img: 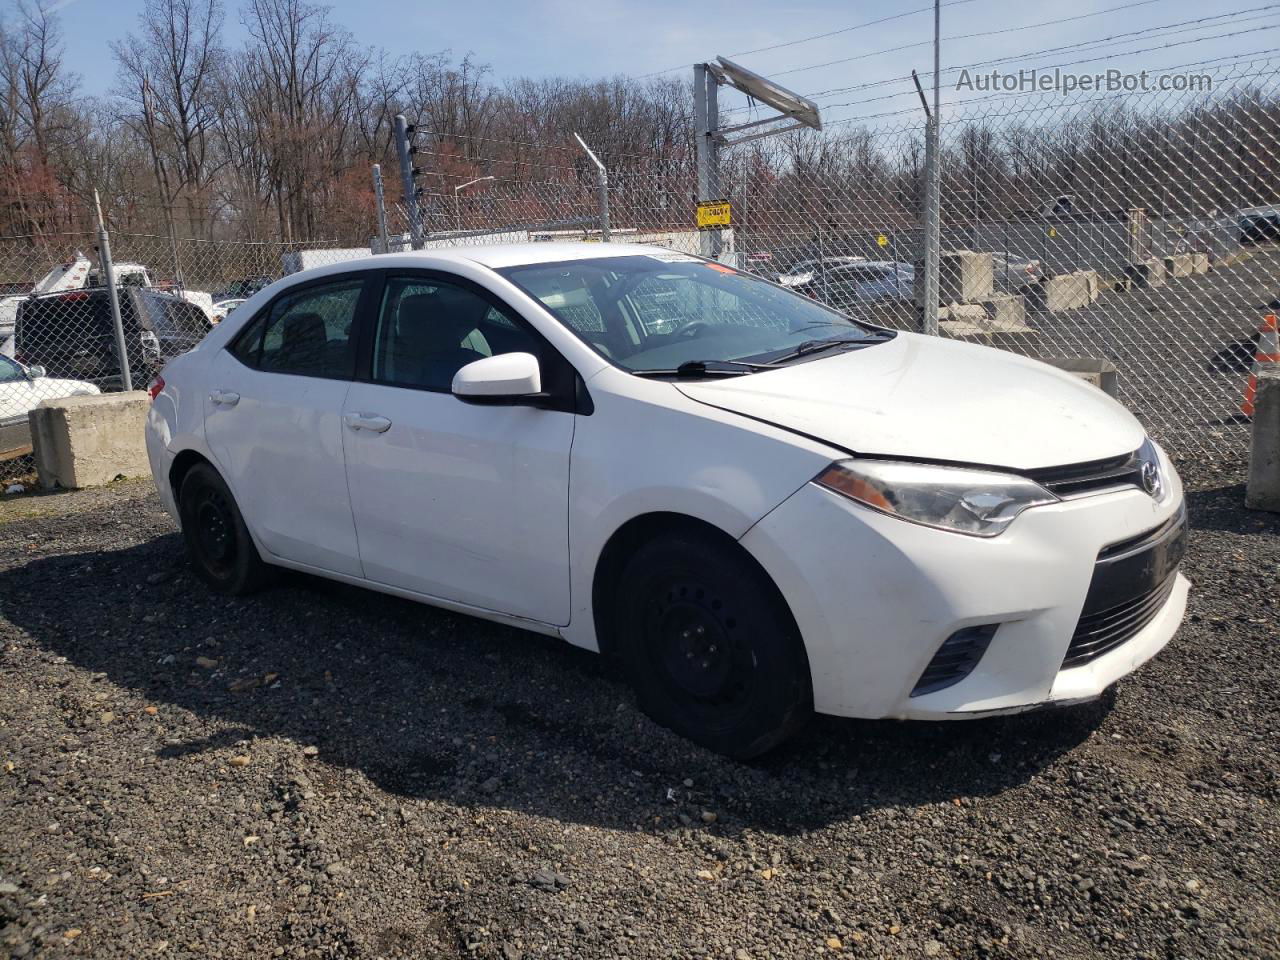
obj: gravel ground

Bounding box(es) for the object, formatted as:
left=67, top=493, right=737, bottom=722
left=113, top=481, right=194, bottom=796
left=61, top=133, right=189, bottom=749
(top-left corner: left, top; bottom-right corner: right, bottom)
left=0, top=462, right=1277, bottom=959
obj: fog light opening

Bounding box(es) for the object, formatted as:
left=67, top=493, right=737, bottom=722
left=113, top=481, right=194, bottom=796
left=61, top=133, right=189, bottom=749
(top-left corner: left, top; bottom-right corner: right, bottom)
left=910, top=624, right=1001, bottom=698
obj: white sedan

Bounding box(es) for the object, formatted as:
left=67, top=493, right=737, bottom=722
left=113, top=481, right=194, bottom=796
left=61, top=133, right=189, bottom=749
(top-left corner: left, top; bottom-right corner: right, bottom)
left=1, top=355, right=99, bottom=429
left=144, top=243, right=1188, bottom=757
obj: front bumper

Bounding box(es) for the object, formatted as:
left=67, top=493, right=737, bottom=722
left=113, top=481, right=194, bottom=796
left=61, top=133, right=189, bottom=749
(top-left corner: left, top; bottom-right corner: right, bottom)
left=740, top=455, right=1188, bottom=720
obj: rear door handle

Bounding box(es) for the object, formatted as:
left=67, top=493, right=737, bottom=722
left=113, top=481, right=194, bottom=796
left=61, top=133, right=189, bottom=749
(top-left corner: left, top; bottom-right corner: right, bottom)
left=209, top=390, right=240, bottom=406
left=344, top=413, right=392, bottom=433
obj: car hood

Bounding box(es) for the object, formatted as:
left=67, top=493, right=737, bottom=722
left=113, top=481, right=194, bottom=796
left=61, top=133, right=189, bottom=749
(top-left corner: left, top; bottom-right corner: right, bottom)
left=674, top=333, right=1145, bottom=470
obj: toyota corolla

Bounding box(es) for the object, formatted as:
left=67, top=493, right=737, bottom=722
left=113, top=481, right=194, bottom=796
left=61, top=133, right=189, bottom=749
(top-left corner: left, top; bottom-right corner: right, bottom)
left=145, top=243, right=1188, bottom=757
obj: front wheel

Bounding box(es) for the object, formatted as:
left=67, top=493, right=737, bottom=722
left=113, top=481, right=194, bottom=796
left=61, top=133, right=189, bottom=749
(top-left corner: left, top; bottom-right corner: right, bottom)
left=178, top=462, right=274, bottom=595
left=613, top=533, right=812, bottom=758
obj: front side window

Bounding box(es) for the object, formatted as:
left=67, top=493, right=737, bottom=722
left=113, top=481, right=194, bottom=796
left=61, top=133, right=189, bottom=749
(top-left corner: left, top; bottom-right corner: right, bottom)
left=499, top=254, right=884, bottom=373
left=372, top=277, right=539, bottom=391
left=231, top=278, right=362, bottom=379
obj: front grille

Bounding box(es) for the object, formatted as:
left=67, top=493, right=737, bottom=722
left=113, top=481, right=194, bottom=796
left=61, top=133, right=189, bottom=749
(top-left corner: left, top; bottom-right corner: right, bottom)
left=1025, top=451, right=1145, bottom=497
left=1062, top=574, right=1178, bottom=668
left=1097, top=507, right=1185, bottom=561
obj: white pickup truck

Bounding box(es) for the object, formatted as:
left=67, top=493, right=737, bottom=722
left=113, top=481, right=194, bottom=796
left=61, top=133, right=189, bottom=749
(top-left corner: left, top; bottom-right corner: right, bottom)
left=0, top=255, right=215, bottom=357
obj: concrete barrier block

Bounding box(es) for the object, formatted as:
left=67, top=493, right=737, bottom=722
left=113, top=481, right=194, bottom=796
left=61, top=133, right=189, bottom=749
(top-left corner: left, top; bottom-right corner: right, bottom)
left=979, top=293, right=1029, bottom=332
left=913, top=250, right=994, bottom=306
left=1126, top=258, right=1167, bottom=289
left=1035, top=357, right=1119, bottom=398
left=1247, top=370, right=1280, bottom=512
left=1191, top=252, right=1210, bottom=275
left=1043, top=272, right=1092, bottom=312
left=1083, top=270, right=1101, bottom=302
left=30, top=391, right=150, bottom=490
left=1163, top=253, right=1195, bottom=278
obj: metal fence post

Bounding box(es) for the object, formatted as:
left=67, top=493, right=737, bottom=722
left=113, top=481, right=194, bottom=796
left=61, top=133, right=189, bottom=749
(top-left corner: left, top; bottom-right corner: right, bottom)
left=93, top=191, right=132, bottom=392
left=914, top=3, right=942, bottom=336
left=694, top=64, right=722, bottom=259
left=372, top=163, right=390, bottom=253
left=921, top=114, right=940, bottom=335
left=394, top=114, right=423, bottom=250
left=573, top=133, right=610, bottom=241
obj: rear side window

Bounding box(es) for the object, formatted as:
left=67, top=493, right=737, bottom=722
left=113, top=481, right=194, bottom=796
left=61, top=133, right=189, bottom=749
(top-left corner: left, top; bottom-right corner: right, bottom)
left=230, top=278, right=362, bottom=379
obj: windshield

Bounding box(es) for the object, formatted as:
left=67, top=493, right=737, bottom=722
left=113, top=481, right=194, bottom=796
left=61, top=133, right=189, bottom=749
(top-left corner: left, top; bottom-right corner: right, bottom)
left=498, top=253, right=886, bottom=373
left=0, top=355, right=24, bottom=383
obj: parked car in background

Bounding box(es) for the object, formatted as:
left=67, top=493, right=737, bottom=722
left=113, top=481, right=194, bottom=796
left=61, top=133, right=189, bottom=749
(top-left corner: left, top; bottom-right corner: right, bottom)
left=146, top=243, right=1187, bottom=757
left=214, top=276, right=274, bottom=301
left=14, top=286, right=212, bottom=389
left=0, top=354, right=99, bottom=441
left=211, top=298, right=247, bottom=322
left=1239, top=208, right=1280, bottom=245
left=776, top=256, right=866, bottom=287
left=789, top=260, right=914, bottom=305
left=1, top=256, right=217, bottom=358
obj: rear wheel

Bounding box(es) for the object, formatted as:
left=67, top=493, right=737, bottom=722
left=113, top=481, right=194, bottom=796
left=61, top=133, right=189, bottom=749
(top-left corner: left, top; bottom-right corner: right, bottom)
left=613, top=533, right=812, bottom=758
left=178, top=462, right=274, bottom=595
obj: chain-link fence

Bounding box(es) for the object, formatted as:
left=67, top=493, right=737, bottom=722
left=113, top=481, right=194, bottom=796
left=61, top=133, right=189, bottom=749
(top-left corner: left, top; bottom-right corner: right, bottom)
left=3, top=52, right=1278, bottom=483
left=388, top=54, right=1280, bottom=462
left=0, top=233, right=346, bottom=481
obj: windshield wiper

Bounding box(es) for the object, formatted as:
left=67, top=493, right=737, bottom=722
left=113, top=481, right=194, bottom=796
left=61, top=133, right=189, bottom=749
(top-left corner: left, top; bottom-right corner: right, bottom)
left=631, top=358, right=777, bottom=378
left=767, top=331, right=893, bottom=364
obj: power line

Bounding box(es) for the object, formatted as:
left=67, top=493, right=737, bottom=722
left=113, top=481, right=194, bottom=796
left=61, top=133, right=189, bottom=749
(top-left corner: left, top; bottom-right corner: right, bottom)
left=718, top=3, right=1279, bottom=118
left=728, top=0, right=980, bottom=58
left=769, top=0, right=1171, bottom=80
left=626, top=0, right=983, bottom=81
left=817, top=41, right=1278, bottom=131
left=815, top=15, right=1280, bottom=115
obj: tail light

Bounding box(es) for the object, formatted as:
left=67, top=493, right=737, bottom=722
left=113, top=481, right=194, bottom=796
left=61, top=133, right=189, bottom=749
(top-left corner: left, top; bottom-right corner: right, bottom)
left=148, top=375, right=165, bottom=401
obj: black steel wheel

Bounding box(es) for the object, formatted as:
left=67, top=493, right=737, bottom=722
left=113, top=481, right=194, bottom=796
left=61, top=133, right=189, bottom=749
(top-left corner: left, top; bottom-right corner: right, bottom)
left=614, top=531, right=811, bottom=758
left=178, top=462, right=274, bottom=595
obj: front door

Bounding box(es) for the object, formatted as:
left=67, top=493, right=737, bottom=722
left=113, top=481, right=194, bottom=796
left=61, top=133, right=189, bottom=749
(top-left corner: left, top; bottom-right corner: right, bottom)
left=342, top=273, right=574, bottom=624
left=204, top=275, right=367, bottom=577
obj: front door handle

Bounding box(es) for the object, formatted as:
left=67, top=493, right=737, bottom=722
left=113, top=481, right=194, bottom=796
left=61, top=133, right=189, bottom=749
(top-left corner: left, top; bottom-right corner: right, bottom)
left=344, top=413, right=392, bottom=433
left=209, top=390, right=240, bottom=406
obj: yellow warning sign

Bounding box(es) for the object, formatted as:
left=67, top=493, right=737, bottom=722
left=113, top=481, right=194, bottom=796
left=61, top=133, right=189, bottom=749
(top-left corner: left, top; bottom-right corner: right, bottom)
left=696, top=200, right=732, bottom=230
left=876, top=234, right=889, bottom=247
left=1047, top=226, right=1058, bottom=238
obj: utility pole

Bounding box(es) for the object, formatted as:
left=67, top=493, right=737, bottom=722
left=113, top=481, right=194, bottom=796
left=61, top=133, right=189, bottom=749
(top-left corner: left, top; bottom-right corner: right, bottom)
left=372, top=164, right=390, bottom=253
left=394, top=114, right=423, bottom=249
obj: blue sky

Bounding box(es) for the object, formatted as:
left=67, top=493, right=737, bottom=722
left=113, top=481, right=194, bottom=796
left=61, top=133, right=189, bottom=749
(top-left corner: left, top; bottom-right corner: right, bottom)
left=32, top=0, right=1277, bottom=128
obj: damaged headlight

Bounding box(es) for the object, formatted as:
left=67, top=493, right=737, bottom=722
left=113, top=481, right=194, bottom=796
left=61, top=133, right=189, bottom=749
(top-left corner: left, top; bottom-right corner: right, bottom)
left=814, top=460, right=1059, bottom=537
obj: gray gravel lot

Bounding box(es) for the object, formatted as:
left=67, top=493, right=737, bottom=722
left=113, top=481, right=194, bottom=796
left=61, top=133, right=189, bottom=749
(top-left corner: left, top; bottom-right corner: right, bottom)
left=0, top=462, right=1277, bottom=959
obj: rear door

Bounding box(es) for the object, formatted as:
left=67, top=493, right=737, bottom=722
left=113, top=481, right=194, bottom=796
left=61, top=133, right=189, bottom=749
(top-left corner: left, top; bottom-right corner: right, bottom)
left=204, top=274, right=371, bottom=577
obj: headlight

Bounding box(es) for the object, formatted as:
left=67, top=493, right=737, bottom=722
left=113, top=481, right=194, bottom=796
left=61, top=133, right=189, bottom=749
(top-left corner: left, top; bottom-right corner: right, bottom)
left=814, top=460, right=1059, bottom=537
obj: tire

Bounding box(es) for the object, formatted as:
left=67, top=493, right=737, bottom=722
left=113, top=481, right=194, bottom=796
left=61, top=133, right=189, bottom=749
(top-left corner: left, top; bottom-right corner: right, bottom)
left=613, top=532, right=812, bottom=758
left=178, top=462, right=274, bottom=595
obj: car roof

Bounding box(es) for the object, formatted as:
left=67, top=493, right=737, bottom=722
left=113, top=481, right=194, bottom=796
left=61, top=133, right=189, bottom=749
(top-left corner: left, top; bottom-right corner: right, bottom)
left=384, top=242, right=686, bottom=271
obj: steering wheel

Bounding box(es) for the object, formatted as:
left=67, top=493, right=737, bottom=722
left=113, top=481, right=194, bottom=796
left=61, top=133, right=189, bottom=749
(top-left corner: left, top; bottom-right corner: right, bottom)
left=670, top=318, right=713, bottom=339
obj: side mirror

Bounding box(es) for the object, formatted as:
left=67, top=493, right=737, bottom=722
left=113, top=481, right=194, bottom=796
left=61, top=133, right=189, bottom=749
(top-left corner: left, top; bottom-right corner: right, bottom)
left=26, top=365, right=46, bottom=379
left=452, top=352, right=542, bottom=403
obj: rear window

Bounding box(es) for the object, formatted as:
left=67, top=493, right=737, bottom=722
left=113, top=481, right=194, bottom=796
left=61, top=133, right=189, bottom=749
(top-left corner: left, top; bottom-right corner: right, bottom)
left=138, top=294, right=211, bottom=340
